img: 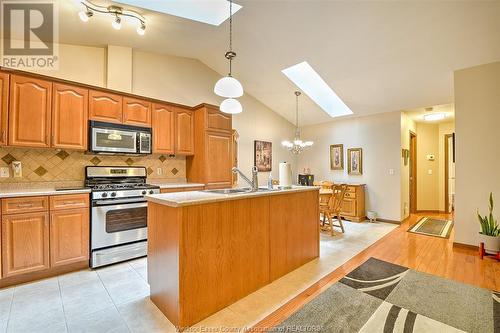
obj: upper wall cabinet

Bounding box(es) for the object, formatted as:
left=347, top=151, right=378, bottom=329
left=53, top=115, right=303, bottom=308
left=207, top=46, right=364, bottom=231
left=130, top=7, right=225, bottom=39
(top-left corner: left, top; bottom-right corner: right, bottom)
left=123, top=97, right=152, bottom=127
left=52, top=83, right=88, bottom=150
left=152, top=103, right=175, bottom=154
left=8, top=75, right=52, bottom=148
left=175, top=108, right=194, bottom=155
left=0, top=73, right=9, bottom=146
left=207, top=108, right=231, bottom=133
left=89, top=90, right=122, bottom=124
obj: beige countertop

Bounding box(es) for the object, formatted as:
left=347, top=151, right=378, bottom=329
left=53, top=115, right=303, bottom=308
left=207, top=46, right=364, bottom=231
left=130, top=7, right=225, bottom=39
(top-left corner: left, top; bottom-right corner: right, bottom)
left=146, top=185, right=319, bottom=207
left=147, top=182, right=205, bottom=189
left=0, top=187, right=91, bottom=198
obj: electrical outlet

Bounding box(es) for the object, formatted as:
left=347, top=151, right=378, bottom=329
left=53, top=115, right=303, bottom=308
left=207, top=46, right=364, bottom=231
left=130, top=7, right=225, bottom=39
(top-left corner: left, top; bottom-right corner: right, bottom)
left=389, top=168, right=395, bottom=175
left=157, top=168, right=162, bottom=176
left=0, top=167, right=9, bottom=178
left=428, top=169, right=433, bottom=175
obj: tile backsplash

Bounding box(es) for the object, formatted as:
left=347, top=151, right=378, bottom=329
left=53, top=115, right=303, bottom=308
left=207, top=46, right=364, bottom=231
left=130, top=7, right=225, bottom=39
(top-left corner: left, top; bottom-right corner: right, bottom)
left=0, top=147, right=186, bottom=183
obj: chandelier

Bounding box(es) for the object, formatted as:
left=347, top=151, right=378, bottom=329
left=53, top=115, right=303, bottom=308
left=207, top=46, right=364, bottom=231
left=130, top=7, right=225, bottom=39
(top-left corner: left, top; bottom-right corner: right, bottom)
left=214, top=0, right=243, bottom=114
left=282, top=91, right=313, bottom=154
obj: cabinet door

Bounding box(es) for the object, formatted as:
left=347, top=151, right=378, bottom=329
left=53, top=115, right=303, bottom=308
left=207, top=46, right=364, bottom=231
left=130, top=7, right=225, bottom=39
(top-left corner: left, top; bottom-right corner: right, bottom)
left=152, top=103, right=175, bottom=154
left=123, top=97, right=151, bottom=127
left=52, top=83, right=88, bottom=150
left=2, top=212, right=50, bottom=277
left=341, top=198, right=356, bottom=217
left=205, top=132, right=232, bottom=188
left=175, top=108, right=194, bottom=155
left=0, top=72, right=9, bottom=146
left=207, top=108, right=231, bottom=133
left=8, top=75, right=52, bottom=148
left=50, top=208, right=89, bottom=267
left=89, top=90, right=122, bottom=124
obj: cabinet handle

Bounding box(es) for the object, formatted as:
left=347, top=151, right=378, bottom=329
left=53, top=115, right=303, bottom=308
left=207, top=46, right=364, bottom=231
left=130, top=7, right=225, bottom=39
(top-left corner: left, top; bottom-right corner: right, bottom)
left=17, top=203, right=34, bottom=208
left=1, top=130, right=5, bottom=143
left=63, top=201, right=77, bottom=205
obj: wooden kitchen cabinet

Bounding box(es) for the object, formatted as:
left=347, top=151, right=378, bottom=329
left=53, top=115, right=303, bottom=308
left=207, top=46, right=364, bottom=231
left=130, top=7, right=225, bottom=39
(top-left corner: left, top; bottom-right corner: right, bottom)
left=0, top=72, right=9, bottom=146
left=1, top=196, right=48, bottom=215
left=206, top=108, right=231, bottom=132
left=123, top=97, right=152, bottom=127
left=50, top=208, right=89, bottom=267
left=205, top=131, right=232, bottom=188
left=8, top=75, right=52, bottom=148
left=152, top=103, right=175, bottom=154
left=89, top=89, right=123, bottom=124
left=175, top=108, right=195, bottom=155
left=340, top=184, right=366, bottom=222
left=2, top=212, right=50, bottom=277
left=52, top=83, right=88, bottom=150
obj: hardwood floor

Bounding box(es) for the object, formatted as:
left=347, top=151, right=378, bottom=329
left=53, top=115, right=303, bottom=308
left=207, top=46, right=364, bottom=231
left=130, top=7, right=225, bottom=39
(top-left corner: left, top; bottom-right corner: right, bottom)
left=253, top=213, right=500, bottom=330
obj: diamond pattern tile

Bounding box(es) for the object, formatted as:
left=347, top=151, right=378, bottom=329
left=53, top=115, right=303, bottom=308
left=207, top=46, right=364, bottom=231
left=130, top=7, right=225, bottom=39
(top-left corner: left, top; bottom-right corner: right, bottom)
left=171, top=168, right=178, bottom=175
left=147, top=167, right=154, bottom=175
left=55, top=150, right=69, bottom=160
left=90, top=157, right=101, bottom=166
left=34, top=166, right=48, bottom=177
left=125, top=158, right=134, bottom=166
left=2, top=153, right=16, bottom=165
left=158, top=155, right=167, bottom=163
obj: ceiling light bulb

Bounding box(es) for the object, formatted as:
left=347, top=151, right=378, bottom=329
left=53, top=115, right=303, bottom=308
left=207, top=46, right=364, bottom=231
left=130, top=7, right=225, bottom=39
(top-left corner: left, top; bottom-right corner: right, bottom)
left=112, top=16, right=122, bottom=30
left=219, top=98, right=242, bottom=114
left=423, top=113, right=445, bottom=121
left=137, top=23, right=146, bottom=36
left=214, top=76, right=243, bottom=98
left=78, top=10, right=92, bottom=22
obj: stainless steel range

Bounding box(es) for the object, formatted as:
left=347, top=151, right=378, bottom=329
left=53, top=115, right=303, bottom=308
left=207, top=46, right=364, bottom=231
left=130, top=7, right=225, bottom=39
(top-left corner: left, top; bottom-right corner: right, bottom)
left=86, top=166, right=160, bottom=268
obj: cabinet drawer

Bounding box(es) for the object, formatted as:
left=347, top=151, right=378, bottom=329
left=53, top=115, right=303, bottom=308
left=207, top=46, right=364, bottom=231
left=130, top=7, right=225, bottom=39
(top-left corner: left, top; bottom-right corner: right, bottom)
left=346, top=186, right=356, bottom=193
left=50, top=194, right=89, bottom=211
left=183, top=186, right=205, bottom=191
left=2, top=196, right=48, bottom=215
left=160, top=188, right=184, bottom=194
left=344, top=191, right=356, bottom=199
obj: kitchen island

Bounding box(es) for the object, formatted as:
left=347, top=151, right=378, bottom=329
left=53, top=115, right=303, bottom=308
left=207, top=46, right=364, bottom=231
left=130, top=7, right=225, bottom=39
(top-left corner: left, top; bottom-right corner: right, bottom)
left=146, top=186, right=319, bottom=328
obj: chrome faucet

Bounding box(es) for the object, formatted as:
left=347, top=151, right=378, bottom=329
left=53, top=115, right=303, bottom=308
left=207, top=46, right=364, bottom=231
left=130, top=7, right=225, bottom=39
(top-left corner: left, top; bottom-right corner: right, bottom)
left=232, top=166, right=259, bottom=191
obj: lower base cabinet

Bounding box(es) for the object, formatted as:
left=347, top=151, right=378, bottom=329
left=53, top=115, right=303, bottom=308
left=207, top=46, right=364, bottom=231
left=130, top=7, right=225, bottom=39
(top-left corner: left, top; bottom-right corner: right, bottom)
left=2, top=212, right=50, bottom=277
left=50, top=208, right=89, bottom=267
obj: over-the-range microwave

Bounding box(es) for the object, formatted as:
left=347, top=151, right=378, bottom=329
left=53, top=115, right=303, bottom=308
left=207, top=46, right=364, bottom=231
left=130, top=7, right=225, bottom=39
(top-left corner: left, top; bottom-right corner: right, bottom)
left=88, top=121, right=152, bottom=155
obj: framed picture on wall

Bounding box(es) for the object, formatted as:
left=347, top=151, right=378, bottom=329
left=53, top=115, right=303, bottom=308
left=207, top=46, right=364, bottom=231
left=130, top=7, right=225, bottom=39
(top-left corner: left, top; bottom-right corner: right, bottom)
left=330, top=144, right=344, bottom=170
left=348, top=148, right=363, bottom=175
left=254, top=140, right=272, bottom=172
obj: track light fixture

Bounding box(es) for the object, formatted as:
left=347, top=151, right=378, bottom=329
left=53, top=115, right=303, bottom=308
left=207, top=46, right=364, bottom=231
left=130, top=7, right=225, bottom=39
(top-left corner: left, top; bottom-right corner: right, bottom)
left=78, top=0, right=146, bottom=36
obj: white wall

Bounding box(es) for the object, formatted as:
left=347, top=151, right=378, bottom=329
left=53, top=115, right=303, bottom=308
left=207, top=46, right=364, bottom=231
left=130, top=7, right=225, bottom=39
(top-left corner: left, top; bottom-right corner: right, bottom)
left=416, top=122, right=440, bottom=211
left=19, top=43, right=297, bottom=186
left=297, top=112, right=402, bottom=221
left=454, top=61, right=500, bottom=246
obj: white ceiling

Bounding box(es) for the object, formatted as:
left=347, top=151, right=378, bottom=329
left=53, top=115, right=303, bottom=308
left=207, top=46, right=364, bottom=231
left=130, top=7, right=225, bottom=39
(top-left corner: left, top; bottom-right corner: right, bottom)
left=58, top=0, right=500, bottom=126
left=405, top=103, right=455, bottom=124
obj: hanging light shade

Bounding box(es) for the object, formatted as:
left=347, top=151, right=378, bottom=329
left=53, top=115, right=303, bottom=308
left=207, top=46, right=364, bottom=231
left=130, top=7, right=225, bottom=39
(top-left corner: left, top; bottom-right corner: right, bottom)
left=214, top=0, right=244, bottom=102
left=282, top=91, right=313, bottom=154
left=220, top=98, right=242, bottom=114
left=214, top=75, right=243, bottom=98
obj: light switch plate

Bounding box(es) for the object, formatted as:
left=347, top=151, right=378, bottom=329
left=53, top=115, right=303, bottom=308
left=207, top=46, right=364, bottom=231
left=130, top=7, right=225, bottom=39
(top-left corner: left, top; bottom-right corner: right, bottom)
left=428, top=169, right=433, bottom=175
left=0, top=167, right=9, bottom=178
left=389, top=168, right=395, bottom=175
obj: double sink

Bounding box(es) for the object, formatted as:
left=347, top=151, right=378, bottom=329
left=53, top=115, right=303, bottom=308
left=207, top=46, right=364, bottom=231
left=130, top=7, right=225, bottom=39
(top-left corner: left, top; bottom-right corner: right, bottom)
left=204, top=187, right=279, bottom=195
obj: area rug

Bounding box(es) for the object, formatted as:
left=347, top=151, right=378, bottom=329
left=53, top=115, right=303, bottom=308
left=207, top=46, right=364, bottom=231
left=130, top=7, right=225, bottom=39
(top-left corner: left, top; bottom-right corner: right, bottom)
left=274, top=258, right=499, bottom=332
left=408, top=217, right=454, bottom=238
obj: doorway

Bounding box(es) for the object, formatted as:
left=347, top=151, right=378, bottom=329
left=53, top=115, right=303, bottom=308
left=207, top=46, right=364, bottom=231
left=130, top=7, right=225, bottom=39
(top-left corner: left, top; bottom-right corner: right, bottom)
left=409, top=131, right=417, bottom=214
left=444, top=133, right=455, bottom=213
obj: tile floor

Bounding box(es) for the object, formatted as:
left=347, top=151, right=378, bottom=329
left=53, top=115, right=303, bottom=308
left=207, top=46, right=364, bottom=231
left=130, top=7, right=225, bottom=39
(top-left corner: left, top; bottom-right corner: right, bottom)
left=0, top=221, right=396, bottom=333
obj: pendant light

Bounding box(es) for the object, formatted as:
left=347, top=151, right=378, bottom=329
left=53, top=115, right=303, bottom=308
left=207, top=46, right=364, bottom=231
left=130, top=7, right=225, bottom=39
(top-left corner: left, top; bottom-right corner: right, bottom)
left=282, top=91, right=313, bottom=154
left=220, top=98, right=242, bottom=114
left=215, top=0, right=244, bottom=101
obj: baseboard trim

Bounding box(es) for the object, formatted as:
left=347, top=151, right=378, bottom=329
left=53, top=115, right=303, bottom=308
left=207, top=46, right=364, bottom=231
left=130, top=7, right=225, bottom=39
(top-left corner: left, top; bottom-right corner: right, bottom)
left=376, top=218, right=401, bottom=225
left=453, top=242, right=479, bottom=250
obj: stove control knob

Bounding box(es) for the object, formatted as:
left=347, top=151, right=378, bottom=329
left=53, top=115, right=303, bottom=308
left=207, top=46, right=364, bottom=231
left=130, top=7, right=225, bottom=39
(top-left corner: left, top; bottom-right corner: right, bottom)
left=101, top=192, right=108, bottom=198
left=142, top=190, right=147, bottom=195
left=110, top=192, right=117, bottom=197
left=149, top=190, right=154, bottom=195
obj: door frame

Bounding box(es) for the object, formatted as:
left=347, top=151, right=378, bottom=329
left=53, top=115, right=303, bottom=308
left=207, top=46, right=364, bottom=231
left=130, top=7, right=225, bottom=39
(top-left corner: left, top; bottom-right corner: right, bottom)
left=444, top=133, right=453, bottom=214
left=409, top=131, right=417, bottom=214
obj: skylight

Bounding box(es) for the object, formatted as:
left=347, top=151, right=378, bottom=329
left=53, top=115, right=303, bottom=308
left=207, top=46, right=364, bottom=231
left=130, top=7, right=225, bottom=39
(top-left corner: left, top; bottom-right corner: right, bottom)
left=281, top=61, right=353, bottom=118
left=113, top=0, right=242, bottom=26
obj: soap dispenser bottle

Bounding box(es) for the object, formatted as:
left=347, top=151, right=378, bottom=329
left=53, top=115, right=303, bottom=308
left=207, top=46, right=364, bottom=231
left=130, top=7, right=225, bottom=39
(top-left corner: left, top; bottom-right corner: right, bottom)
left=267, top=173, right=273, bottom=190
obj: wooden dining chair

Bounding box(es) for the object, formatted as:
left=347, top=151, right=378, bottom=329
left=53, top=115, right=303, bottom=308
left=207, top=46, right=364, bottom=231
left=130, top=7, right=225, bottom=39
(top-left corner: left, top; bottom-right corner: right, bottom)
left=320, top=184, right=347, bottom=235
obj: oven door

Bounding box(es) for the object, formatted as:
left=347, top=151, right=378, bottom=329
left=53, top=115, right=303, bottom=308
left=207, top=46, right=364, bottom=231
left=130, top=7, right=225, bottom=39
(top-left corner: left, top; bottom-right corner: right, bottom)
left=91, top=200, right=147, bottom=250
left=91, top=127, right=138, bottom=154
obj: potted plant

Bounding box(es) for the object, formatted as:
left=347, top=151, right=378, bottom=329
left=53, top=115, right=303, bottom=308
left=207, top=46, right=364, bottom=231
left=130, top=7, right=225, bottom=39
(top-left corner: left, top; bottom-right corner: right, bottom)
left=477, top=193, right=500, bottom=253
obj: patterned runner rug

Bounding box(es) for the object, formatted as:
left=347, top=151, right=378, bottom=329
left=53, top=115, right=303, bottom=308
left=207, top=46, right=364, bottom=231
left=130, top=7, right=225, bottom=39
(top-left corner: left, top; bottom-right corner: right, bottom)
left=274, top=258, right=499, bottom=332
left=408, top=217, right=454, bottom=238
